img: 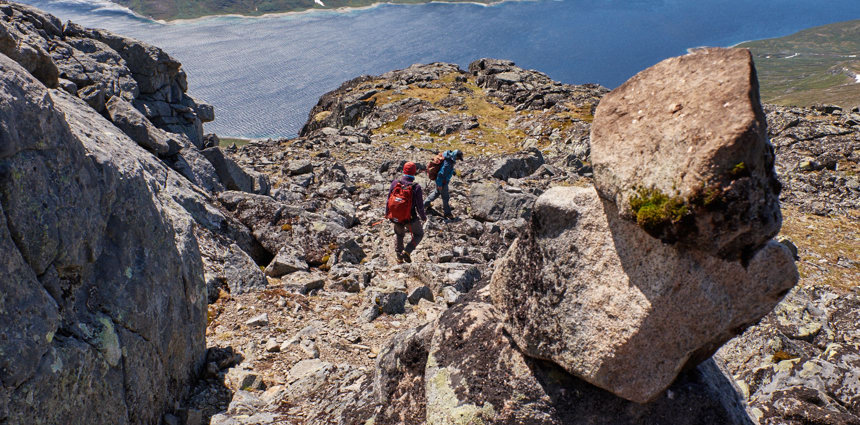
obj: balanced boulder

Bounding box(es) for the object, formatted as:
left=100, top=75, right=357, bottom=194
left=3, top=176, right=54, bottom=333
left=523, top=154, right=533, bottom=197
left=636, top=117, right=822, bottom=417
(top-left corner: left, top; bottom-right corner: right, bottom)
left=490, top=186, right=797, bottom=402
left=590, top=47, right=781, bottom=259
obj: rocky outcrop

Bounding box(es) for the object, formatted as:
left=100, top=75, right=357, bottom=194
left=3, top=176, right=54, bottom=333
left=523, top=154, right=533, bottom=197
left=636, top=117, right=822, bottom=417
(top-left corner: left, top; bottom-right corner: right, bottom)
left=119, top=52, right=845, bottom=424
left=490, top=186, right=797, bottom=402
left=62, top=21, right=212, bottom=145
left=591, top=48, right=781, bottom=260
left=106, top=95, right=182, bottom=156
left=402, top=110, right=478, bottom=135
left=0, top=3, right=59, bottom=88
left=469, top=58, right=608, bottom=111
left=0, top=54, right=206, bottom=424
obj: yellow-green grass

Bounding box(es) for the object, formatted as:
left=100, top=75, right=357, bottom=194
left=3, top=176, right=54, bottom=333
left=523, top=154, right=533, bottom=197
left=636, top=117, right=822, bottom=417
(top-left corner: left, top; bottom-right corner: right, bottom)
left=779, top=206, right=860, bottom=291
left=219, top=137, right=253, bottom=147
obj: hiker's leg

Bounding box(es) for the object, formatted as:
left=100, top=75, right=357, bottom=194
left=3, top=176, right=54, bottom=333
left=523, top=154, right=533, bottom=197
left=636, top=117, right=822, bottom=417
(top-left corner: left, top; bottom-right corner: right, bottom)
left=440, top=184, right=452, bottom=216
left=424, top=186, right=438, bottom=207
left=393, top=223, right=405, bottom=253
left=405, top=220, right=424, bottom=253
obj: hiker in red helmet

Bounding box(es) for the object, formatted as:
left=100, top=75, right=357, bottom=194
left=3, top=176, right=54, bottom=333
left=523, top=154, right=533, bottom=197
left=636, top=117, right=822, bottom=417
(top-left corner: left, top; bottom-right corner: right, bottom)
left=385, top=162, right=426, bottom=263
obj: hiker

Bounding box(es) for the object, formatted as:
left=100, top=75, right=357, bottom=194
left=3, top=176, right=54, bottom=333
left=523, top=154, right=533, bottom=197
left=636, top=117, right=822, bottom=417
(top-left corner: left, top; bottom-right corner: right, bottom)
left=385, top=162, right=426, bottom=263
left=424, top=149, right=463, bottom=219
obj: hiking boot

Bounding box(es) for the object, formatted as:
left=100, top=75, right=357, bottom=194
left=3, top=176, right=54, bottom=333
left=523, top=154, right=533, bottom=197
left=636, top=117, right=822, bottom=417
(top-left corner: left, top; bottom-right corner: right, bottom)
left=395, top=251, right=405, bottom=264
left=443, top=212, right=455, bottom=220
left=401, top=251, right=412, bottom=263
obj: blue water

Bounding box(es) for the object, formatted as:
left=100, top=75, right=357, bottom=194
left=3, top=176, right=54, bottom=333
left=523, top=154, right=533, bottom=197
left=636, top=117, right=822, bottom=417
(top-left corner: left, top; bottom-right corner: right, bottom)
left=17, top=0, right=860, bottom=138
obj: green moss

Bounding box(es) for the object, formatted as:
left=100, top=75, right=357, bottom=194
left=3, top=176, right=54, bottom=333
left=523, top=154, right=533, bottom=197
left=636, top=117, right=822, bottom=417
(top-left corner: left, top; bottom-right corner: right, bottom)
left=730, top=162, right=750, bottom=179
left=629, top=187, right=689, bottom=232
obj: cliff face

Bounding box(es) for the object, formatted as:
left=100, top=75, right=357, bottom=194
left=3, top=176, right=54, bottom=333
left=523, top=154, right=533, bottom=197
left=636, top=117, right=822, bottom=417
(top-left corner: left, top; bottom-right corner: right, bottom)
left=0, top=49, right=207, bottom=424
left=0, top=3, right=275, bottom=424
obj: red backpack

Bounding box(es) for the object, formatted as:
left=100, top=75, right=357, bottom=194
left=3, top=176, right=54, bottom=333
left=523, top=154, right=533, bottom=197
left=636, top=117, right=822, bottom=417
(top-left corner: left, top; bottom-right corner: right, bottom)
left=386, top=181, right=414, bottom=223
left=427, top=153, right=445, bottom=180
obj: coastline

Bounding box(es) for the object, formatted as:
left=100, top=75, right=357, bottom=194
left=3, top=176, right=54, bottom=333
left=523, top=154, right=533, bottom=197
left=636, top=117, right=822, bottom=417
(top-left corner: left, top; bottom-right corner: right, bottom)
left=148, top=0, right=523, bottom=24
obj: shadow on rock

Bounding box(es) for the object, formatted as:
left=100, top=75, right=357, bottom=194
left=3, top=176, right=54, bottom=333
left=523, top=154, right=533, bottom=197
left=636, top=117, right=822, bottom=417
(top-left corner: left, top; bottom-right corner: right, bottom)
left=176, top=346, right=244, bottom=425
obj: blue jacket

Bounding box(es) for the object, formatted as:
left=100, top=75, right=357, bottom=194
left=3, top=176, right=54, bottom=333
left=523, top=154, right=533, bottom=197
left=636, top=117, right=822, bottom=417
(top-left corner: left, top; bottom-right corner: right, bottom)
left=435, top=150, right=458, bottom=187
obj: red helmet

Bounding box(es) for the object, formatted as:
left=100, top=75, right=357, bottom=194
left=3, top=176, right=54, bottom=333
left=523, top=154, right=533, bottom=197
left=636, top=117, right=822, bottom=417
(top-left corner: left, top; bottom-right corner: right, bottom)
left=403, top=162, right=417, bottom=176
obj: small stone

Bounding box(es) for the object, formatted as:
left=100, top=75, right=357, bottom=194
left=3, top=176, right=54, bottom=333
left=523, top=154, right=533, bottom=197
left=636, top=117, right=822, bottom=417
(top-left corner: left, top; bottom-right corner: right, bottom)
left=245, top=313, right=269, bottom=327
left=288, top=159, right=314, bottom=175
left=442, top=286, right=461, bottom=305
left=265, top=339, right=280, bottom=353
left=777, top=237, right=799, bottom=260
left=300, top=339, right=320, bottom=358
left=408, top=285, right=434, bottom=305
left=361, top=306, right=380, bottom=323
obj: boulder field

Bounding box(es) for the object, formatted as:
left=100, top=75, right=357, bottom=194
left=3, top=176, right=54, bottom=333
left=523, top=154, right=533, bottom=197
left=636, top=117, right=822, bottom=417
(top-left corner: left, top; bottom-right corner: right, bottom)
left=1, top=2, right=859, bottom=425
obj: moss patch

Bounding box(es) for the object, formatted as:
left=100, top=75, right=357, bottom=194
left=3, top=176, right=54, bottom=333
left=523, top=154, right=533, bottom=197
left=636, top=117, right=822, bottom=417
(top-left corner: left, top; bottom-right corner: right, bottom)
left=629, top=187, right=690, bottom=233
left=731, top=162, right=749, bottom=178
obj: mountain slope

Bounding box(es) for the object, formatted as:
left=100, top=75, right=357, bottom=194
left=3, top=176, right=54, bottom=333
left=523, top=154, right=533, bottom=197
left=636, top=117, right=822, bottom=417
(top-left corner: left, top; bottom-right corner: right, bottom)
left=739, top=19, right=860, bottom=108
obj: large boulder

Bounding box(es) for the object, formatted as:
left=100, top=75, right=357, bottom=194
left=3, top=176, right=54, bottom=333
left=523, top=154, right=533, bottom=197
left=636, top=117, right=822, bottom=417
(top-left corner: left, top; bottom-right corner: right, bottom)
left=468, top=182, right=536, bottom=222
left=490, top=148, right=545, bottom=181
left=590, top=47, right=781, bottom=259
left=490, top=186, right=797, bottom=403
left=0, top=56, right=205, bottom=424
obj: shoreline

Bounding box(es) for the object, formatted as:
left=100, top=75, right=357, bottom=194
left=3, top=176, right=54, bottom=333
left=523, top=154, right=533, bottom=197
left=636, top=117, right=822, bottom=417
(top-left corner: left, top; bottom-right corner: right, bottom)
left=149, top=0, right=525, bottom=25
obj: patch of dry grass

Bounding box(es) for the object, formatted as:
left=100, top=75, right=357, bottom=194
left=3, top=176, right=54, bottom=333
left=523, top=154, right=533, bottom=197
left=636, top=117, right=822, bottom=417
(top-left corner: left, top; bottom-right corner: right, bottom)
left=369, top=75, right=536, bottom=155
left=779, top=206, right=860, bottom=292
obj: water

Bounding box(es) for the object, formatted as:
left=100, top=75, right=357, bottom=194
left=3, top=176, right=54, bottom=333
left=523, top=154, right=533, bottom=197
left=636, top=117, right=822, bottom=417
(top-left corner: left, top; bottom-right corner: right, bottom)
left=18, top=0, right=860, bottom=138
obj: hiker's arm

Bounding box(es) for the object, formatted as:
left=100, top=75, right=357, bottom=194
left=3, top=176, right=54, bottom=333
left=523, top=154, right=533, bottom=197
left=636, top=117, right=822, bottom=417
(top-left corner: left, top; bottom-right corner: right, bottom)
left=384, top=181, right=395, bottom=215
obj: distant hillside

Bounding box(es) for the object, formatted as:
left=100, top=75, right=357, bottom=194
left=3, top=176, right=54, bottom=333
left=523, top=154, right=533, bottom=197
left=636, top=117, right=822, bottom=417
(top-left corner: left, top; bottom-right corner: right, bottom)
left=739, top=19, right=860, bottom=108
left=111, top=0, right=495, bottom=20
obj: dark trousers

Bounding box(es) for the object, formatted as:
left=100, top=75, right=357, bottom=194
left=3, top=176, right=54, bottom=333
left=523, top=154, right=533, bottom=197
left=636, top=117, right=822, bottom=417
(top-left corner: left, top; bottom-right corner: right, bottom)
left=424, top=184, right=451, bottom=216
left=394, top=219, right=424, bottom=253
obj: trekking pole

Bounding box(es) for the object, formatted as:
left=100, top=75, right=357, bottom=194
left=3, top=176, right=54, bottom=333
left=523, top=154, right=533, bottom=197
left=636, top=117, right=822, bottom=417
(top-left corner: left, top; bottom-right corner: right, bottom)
left=371, top=219, right=385, bottom=227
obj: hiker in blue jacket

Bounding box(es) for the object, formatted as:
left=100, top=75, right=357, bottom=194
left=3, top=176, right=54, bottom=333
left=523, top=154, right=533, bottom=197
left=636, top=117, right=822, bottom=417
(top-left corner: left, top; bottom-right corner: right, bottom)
left=424, top=149, right=463, bottom=219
